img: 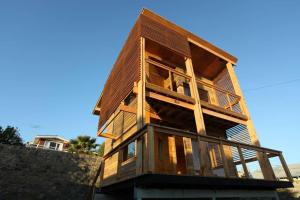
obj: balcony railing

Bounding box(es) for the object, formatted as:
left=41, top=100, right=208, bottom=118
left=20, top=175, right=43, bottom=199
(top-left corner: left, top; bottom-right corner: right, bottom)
left=102, top=124, right=293, bottom=185
left=26, top=144, right=67, bottom=152
left=97, top=105, right=137, bottom=140
left=145, top=58, right=194, bottom=103
left=196, top=79, right=244, bottom=116
left=145, top=58, right=245, bottom=118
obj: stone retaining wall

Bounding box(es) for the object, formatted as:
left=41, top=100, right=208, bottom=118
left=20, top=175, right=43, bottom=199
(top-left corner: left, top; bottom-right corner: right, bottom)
left=0, top=144, right=101, bottom=200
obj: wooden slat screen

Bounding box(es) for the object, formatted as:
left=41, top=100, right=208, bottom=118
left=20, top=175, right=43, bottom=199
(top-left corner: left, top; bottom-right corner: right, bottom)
left=140, top=15, right=191, bottom=58
left=98, top=21, right=141, bottom=129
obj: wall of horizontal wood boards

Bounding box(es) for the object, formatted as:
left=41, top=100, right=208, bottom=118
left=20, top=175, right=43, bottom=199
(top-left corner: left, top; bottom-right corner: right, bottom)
left=98, top=21, right=141, bottom=129
left=99, top=14, right=192, bottom=128
left=140, top=15, right=191, bottom=58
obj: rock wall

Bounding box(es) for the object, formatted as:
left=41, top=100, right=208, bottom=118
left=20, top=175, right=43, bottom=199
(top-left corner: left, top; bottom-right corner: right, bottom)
left=0, top=144, right=101, bottom=200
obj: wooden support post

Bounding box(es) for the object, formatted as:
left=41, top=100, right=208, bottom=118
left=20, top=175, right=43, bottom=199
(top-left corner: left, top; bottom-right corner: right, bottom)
left=117, top=150, right=123, bottom=179
left=168, top=135, right=177, bottom=174
left=136, top=37, right=146, bottom=175
left=183, top=137, right=195, bottom=175
left=99, top=159, right=105, bottom=185
left=185, top=58, right=212, bottom=176
left=136, top=37, right=146, bottom=129
left=226, top=62, right=276, bottom=180
left=219, top=142, right=230, bottom=177
left=222, top=144, right=238, bottom=177
left=145, top=101, right=151, bottom=124
left=279, top=153, right=293, bottom=182
left=147, top=125, right=155, bottom=173
left=258, top=151, right=276, bottom=180
left=136, top=137, right=143, bottom=175
left=168, top=71, right=173, bottom=91
left=237, top=146, right=250, bottom=178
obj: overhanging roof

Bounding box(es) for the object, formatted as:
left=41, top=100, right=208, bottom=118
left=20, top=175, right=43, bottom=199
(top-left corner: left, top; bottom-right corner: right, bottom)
left=35, top=135, right=69, bottom=143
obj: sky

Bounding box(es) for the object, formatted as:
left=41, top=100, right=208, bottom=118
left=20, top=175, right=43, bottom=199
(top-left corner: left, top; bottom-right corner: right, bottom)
left=0, top=0, right=299, bottom=164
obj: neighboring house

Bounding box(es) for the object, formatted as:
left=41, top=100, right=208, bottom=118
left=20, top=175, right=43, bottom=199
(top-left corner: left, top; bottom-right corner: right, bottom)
left=27, top=135, right=69, bottom=152
left=93, top=9, right=293, bottom=199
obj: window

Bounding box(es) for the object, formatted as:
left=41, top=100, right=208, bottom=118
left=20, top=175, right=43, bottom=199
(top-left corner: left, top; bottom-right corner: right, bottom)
left=49, top=142, right=57, bottom=149
left=122, top=141, right=136, bottom=161
left=183, top=82, right=191, bottom=96
left=124, top=93, right=136, bottom=106
left=48, top=141, right=61, bottom=150
left=198, top=88, right=209, bottom=102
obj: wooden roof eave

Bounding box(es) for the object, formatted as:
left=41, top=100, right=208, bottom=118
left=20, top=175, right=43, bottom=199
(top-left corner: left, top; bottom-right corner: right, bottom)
left=141, top=8, right=238, bottom=65
left=92, top=92, right=102, bottom=115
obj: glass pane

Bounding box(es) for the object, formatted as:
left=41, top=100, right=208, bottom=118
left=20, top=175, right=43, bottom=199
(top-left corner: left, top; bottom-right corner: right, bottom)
left=49, top=142, right=56, bottom=148
left=127, top=142, right=135, bottom=159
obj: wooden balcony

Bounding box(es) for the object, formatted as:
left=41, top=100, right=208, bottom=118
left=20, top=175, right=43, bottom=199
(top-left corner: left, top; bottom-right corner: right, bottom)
left=196, top=79, right=248, bottom=121
left=100, top=124, right=293, bottom=188
left=145, top=58, right=195, bottom=104
left=145, top=58, right=248, bottom=122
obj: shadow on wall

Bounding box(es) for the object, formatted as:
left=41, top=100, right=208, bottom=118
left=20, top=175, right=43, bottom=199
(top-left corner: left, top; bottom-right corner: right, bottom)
left=0, top=144, right=101, bottom=200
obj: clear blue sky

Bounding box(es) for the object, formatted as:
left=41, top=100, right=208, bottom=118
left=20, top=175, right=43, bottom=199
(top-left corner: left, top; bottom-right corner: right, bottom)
left=0, top=1, right=299, bottom=164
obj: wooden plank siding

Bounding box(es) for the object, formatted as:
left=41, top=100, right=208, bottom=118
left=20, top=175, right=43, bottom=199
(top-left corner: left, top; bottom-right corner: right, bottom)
left=97, top=20, right=141, bottom=128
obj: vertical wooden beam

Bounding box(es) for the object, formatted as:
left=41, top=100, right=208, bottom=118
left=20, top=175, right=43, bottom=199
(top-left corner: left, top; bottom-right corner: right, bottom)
left=279, top=153, right=293, bottom=182
left=222, top=144, right=238, bottom=177
left=183, top=137, right=195, bottom=175
left=142, top=133, right=149, bottom=173
left=258, top=151, right=276, bottom=180
left=99, top=159, right=105, bottom=185
left=219, top=142, right=230, bottom=177
left=168, top=135, right=177, bottom=174
left=136, top=137, right=143, bottom=175
left=117, top=150, right=123, bottom=179
left=147, top=125, right=155, bottom=173
left=145, top=101, right=151, bottom=124
left=136, top=37, right=146, bottom=129
left=237, top=146, right=250, bottom=178
left=168, top=71, right=173, bottom=91
left=136, top=37, right=146, bottom=175
left=226, top=62, right=275, bottom=180
left=185, top=58, right=212, bottom=176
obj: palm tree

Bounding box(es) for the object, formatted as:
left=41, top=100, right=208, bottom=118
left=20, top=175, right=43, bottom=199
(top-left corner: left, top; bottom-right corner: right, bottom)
left=68, top=135, right=98, bottom=154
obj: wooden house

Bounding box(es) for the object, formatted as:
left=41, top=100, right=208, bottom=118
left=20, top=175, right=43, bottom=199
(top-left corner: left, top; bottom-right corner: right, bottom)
left=93, top=9, right=293, bottom=199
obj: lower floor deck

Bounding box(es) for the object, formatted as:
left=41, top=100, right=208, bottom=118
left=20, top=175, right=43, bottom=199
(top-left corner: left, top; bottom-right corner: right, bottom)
left=100, top=124, right=293, bottom=188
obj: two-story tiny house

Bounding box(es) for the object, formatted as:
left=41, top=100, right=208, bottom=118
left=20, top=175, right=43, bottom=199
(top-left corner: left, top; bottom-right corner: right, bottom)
left=93, top=9, right=293, bottom=199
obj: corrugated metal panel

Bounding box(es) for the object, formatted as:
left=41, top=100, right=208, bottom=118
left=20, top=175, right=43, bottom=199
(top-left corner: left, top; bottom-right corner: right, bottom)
left=140, top=15, right=191, bottom=58
left=98, top=21, right=141, bottom=129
